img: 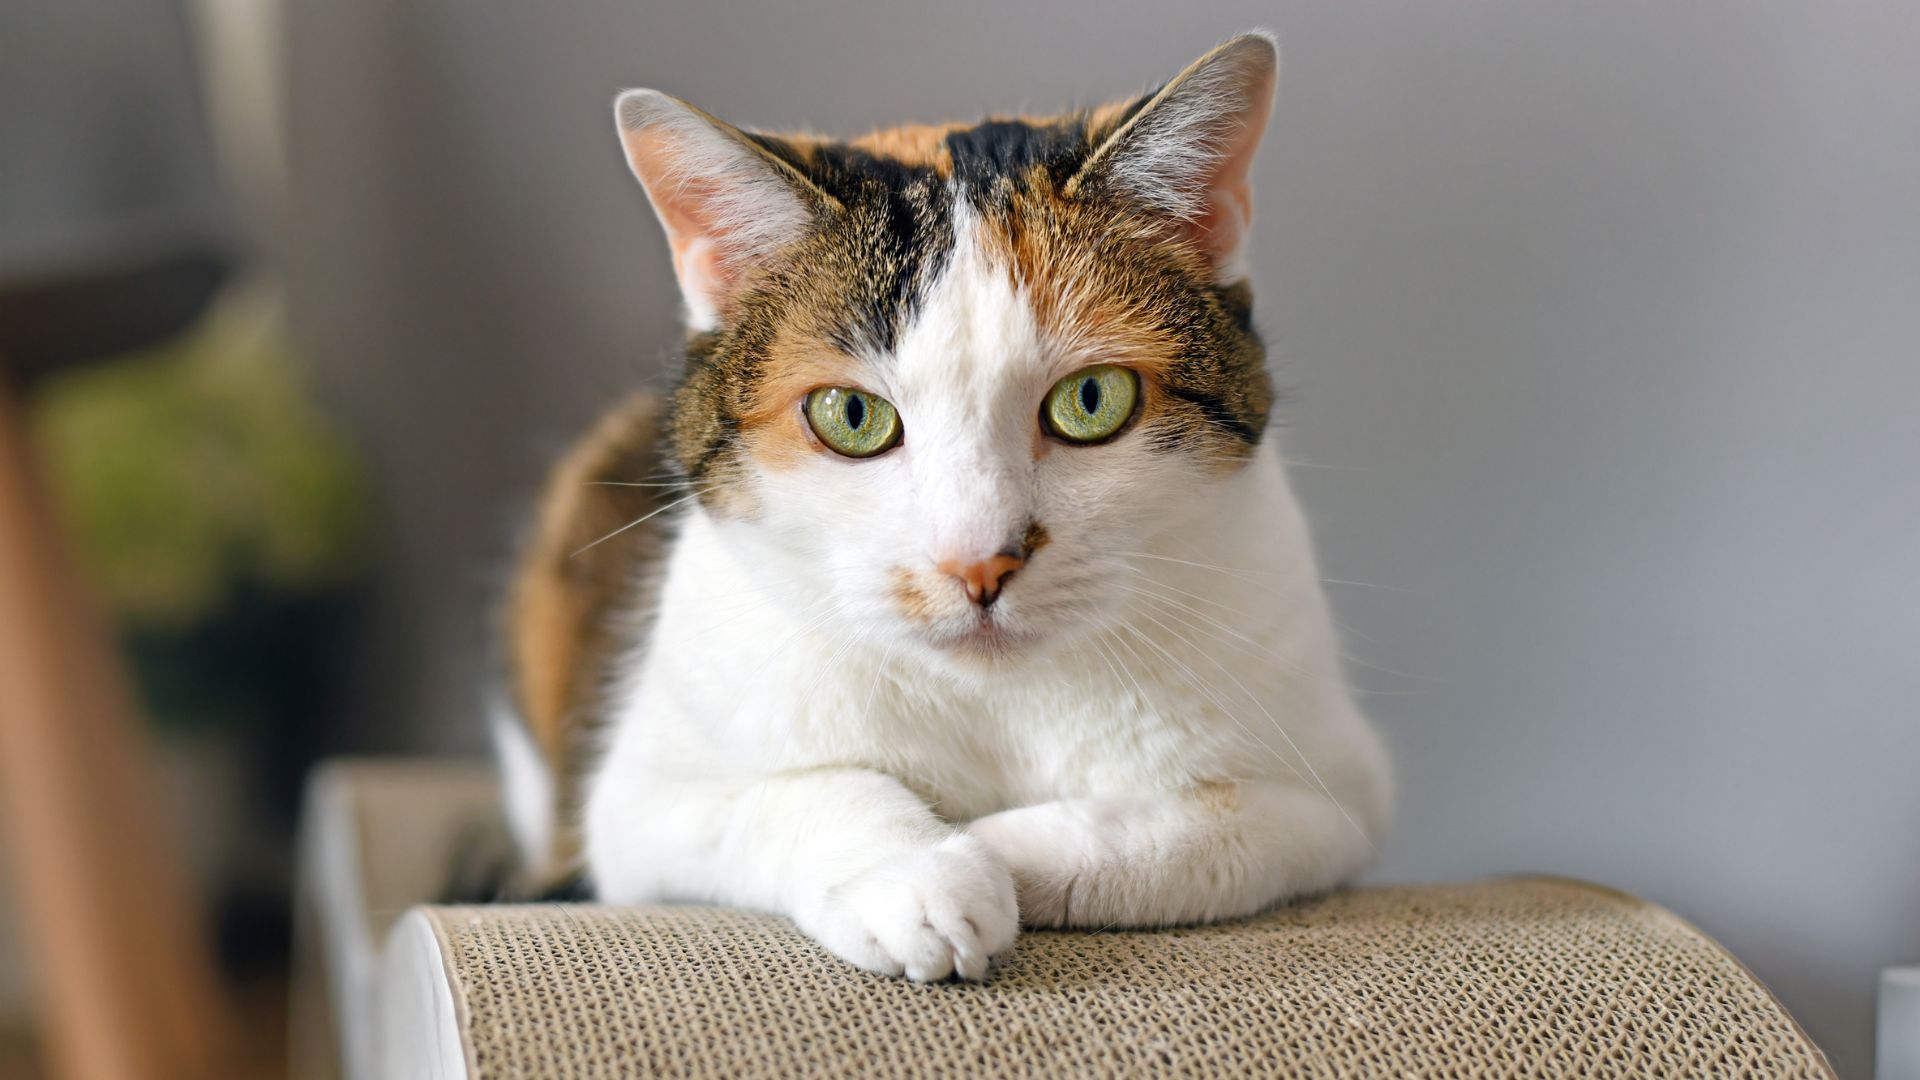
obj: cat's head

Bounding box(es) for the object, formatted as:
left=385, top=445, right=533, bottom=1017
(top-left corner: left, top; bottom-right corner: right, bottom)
left=616, top=34, right=1278, bottom=670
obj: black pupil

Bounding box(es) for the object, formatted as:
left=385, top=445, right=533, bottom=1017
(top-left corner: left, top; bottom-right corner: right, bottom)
left=1079, top=377, right=1101, bottom=414
left=844, top=393, right=866, bottom=430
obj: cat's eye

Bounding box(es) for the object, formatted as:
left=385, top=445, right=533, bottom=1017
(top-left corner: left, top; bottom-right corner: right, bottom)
left=1042, top=365, right=1140, bottom=444
left=805, top=386, right=902, bottom=458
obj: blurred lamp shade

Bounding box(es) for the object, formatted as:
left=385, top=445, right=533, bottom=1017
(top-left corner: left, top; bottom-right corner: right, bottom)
left=0, top=0, right=232, bottom=376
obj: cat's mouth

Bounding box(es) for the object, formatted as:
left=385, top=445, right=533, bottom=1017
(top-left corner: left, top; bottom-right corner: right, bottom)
left=924, top=615, right=1035, bottom=661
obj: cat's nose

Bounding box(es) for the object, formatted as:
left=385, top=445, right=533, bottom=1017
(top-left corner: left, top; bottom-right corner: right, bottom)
left=936, top=550, right=1026, bottom=610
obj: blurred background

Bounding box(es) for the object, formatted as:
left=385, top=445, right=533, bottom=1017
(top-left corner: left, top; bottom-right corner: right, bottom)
left=1, top=1, right=1915, bottom=1076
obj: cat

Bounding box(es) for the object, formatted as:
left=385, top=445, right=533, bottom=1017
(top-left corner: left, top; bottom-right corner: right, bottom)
left=493, top=31, right=1392, bottom=982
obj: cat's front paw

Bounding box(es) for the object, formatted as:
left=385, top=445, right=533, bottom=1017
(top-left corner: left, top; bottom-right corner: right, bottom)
left=799, top=834, right=1018, bottom=982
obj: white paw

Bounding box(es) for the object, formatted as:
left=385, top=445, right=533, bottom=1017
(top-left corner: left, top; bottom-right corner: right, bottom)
left=799, top=834, right=1019, bottom=982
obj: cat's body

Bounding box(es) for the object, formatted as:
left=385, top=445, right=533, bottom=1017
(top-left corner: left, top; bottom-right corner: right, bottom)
left=495, top=33, right=1392, bottom=981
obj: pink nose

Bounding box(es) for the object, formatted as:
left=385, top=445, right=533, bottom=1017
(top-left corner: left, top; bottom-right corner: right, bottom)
left=936, top=552, right=1026, bottom=609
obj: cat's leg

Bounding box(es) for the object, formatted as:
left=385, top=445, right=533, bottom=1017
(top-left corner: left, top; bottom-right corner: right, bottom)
left=965, top=781, right=1375, bottom=928
left=585, top=766, right=1018, bottom=980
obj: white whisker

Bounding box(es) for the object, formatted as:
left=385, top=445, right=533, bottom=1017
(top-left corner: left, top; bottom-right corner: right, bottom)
left=1092, top=630, right=1154, bottom=711
left=1115, top=550, right=1277, bottom=582
left=569, top=490, right=708, bottom=557
left=1319, top=577, right=1405, bottom=592
left=1112, top=581, right=1262, bottom=650
left=861, top=644, right=897, bottom=728
left=1118, top=550, right=1402, bottom=594
left=1106, top=618, right=1315, bottom=794
left=1125, top=610, right=1374, bottom=853
left=1117, top=563, right=1257, bottom=616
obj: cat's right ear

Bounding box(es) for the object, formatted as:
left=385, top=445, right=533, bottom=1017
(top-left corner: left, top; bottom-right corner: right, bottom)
left=614, top=90, right=831, bottom=329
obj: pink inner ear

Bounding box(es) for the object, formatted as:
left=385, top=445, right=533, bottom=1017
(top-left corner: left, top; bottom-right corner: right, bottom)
left=670, top=235, right=727, bottom=315
left=1193, top=173, right=1256, bottom=270
left=621, top=126, right=745, bottom=315
left=1188, top=63, right=1275, bottom=275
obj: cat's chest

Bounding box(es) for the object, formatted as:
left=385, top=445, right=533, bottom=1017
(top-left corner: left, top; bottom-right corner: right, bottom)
left=637, top=538, right=1274, bottom=817
left=835, top=660, right=1218, bottom=820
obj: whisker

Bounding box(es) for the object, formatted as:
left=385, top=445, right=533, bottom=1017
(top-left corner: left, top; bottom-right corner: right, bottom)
left=569, top=490, right=709, bottom=557
left=1115, top=550, right=1278, bottom=583
left=596, top=469, right=695, bottom=484
left=1319, top=577, right=1405, bottom=592
left=1340, top=650, right=1446, bottom=683
left=1112, top=582, right=1263, bottom=651
left=1117, top=564, right=1258, bottom=617
left=1091, top=630, right=1154, bottom=710
left=1126, top=611, right=1374, bottom=853
left=1119, top=550, right=1403, bottom=594
left=1074, top=635, right=1124, bottom=692
left=1098, top=622, right=1167, bottom=722
left=1332, top=617, right=1383, bottom=648
left=1122, top=592, right=1284, bottom=670
left=860, top=644, right=897, bottom=728
left=588, top=481, right=697, bottom=489
left=1114, top=585, right=1315, bottom=683
left=798, top=624, right=870, bottom=719
left=753, top=595, right=854, bottom=673
left=684, top=580, right=816, bottom=641
left=1106, top=619, right=1315, bottom=795
left=702, top=573, right=812, bottom=610
left=1276, top=456, right=1361, bottom=472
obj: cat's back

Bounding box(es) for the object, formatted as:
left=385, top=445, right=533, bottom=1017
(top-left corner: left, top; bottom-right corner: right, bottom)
left=499, top=390, right=671, bottom=871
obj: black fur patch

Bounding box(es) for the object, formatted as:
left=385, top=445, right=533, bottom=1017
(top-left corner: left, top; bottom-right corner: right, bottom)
left=946, top=119, right=1089, bottom=194
left=668, top=108, right=1271, bottom=497
left=762, top=137, right=956, bottom=353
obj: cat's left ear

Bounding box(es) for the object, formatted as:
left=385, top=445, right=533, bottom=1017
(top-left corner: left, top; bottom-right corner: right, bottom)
left=1070, top=33, right=1278, bottom=282
left=614, top=90, right=834, bottom=328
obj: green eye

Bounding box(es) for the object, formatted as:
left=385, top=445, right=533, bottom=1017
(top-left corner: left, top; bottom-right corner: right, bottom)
left=805, top=386, right=902, bottom=458
left=1042, top=365, right=1140, bottom=444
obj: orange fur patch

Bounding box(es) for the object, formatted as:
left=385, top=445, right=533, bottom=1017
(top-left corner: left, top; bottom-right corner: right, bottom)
left=889, top=566, right=941, bottom=623
left=974, top=187, right=1192, bottom=435
left=972, top=182, right=1268, bottom=468
left=993, top=187, right=1198, bottom=372
left=1192, top=780, right=1243, bottom=817
left=1085, top=98, right=1144, bottom=142
left=849, top=122, right=965, bottom=173
left=736, top=330, right=873, bottom=469
left=506, top=392, right=668, bottom=876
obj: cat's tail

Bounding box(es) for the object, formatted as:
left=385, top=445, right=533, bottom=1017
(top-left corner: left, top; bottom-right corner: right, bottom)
left=491, top=391, right=674, bottom=896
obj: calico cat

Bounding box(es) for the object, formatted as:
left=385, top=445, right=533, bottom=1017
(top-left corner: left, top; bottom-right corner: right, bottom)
left=494, top=32, right=1392, bottom=982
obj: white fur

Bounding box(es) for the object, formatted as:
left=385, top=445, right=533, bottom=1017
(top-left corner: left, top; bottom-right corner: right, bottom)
left=490, top=699, right=553, bottom=874
left=546, top=210, right=1393, bottom=981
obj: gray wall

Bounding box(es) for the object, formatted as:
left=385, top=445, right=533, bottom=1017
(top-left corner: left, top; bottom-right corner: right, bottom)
left=285, top=3, right=1920, bottom=1073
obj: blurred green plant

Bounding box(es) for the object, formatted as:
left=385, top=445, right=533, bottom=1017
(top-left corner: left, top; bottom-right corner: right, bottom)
left=32, top=296, right=370, bottom=631
left=31, top=294, right=373, bottom=739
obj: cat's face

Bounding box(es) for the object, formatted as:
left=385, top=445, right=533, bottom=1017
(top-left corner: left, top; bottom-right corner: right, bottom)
left=618, top=35, right=1279, bottom=669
